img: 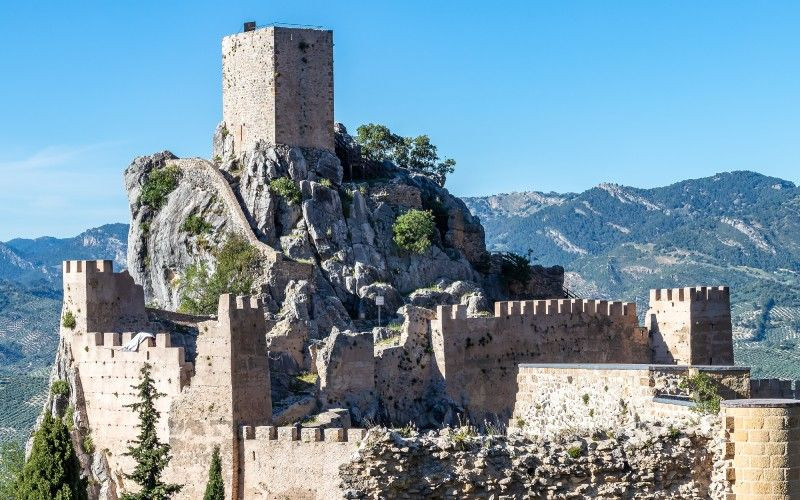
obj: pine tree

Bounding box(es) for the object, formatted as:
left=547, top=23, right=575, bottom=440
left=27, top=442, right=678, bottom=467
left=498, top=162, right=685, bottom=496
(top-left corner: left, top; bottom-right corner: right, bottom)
left=202, top=446, right=224, bottom=500
left=121, top=363, right=182, bottom=500
left=15, top=412, right=87, bottom=500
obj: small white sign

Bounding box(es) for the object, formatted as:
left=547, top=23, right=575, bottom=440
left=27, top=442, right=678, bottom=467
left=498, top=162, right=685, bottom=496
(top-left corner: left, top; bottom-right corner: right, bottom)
left=375, top=295, right=385, bottom=306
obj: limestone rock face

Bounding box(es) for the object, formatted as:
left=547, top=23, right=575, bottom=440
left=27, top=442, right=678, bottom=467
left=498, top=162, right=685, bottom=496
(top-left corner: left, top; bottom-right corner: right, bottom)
left=124, top=123, right=564, bottom=426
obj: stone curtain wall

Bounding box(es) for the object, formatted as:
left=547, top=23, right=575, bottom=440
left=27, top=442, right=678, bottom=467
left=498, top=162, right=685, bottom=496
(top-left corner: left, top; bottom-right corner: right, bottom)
left=239, top=425, right=366, bottom=498
left=70, top=331, right=192, bottom=491
left=648, top=286, right=734, bottom=365
left=511, top=364, right=751, bottom=438
left=751, top=378, right=800, bottom=400
left=430, top=299, right=650, bottom=422
left=222, top=27, right=334, bottom=154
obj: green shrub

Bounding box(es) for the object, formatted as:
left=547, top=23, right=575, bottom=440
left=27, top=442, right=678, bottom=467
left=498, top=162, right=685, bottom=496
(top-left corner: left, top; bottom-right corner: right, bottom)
left=182, top=214, right=213, bottom=235
left=178, top=235, right=260, bottom=315
left=498, top=252, right=533, bottom=287
left=62, top=310, right=76, bottom=329
left=269, top=177, right=302, bottom=205
left=567, top=446, right=582, bottom=459
left=667, top=425, right=681, bottom=440
left=64, top=405, right=75, bottom=431
left=51, top=380, right=69, bottom=397
left=138, top=164, right=180, bottom=210
left=82, top=435, right=94, bottom=454
left=393, top=209, right=435, bottom=254
left=319, top=178, right=333, bottom=188
left=582, top=394, right=590, bottom=405
left=680, top=372, right=722, bottom=415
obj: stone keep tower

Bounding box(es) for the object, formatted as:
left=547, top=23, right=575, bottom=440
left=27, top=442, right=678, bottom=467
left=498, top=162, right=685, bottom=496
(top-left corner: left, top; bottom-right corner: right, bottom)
left=221, top=24, right=334, bottom=154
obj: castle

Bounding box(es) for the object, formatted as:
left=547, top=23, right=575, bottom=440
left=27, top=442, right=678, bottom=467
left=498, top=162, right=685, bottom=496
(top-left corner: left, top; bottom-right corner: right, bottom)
left=53, top=23, right=800, bottom=500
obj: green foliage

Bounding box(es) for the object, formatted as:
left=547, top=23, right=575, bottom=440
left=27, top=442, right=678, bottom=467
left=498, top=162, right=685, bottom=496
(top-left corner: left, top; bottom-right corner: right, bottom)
left=393, top=209, right=436, bottom=254
left=581, top=393, right=590, bottom=405
left=81, top=435, right=94, bottom=454
left=51, top=380, right=69, bottom=397
left=566, top=446, right=582, bottom=459
left=319, top=178, right=333, bottom=188
left=15, top=412, right=87, bottom=500
left=138, top=165, right=180, bottom=210
left=268, top=177, right=302, bottom=205
left=0, top=441, right=23, bottom=500
left=667, top=425, right=681, bottom=440
left=450, top=426, right=477, bottom=450
left=121, top=364, right=182, bottom=500
left=63, top=406, right=75, bottom=432
left=396, top=422, right=418, bottom=438
left=680, top=372, right=722, bottom=415
left=181, top=215, right=212, bottom=236
left=202, top=446, right=224, bottom=500
left=339, top=188, right=353, bottom=219
left=289, top=372, right=318, bottom=394
left=355, top=123, right=456, bottom=186
left=178, top=235, right=260, bottom=315
left=498, top=252, right=533, bottom=287
left=61, top=311, right=76, bottom=330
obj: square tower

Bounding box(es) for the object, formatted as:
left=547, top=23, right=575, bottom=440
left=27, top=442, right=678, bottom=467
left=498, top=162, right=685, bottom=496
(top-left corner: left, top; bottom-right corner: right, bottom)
left=222, top=25, right=334, bottom=154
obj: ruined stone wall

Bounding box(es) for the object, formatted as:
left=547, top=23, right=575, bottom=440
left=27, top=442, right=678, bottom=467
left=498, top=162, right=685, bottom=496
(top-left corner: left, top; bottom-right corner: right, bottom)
left=239, top=425, right=366, bottom=499
left=648, top=286, right=733, bottom=365
left=70, top=331, right=192, bottom=490
left=168, top=294, right=271, bottom=500
left=430, top=299, right=650, bottom=422
left=63, top=260, right=147, bottom=333
left=510, top=364, right=749, bottom=438
left=222, top=26, right=333, bottom=154
left=750, top=378, right=800, bottom=400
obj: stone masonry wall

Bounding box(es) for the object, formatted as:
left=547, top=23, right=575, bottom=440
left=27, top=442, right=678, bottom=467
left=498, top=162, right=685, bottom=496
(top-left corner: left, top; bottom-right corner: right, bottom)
left=167, top=294, right=272, bottom=500
left=431, top=299, right=650, bottom=422
left=70, top=331, right=191, bottom=491
left=648, top=286, right=733, bottom=365
left=222, top=26, right=334, bottom=154
left=239, top=425, right=366, bottom=499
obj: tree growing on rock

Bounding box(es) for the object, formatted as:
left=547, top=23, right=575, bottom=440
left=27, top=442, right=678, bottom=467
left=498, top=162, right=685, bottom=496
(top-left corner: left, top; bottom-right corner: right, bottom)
left=15, top=413, right=87, bottom=500
left=202, top=446, right=224, bottom=500
left=393, top=209, right=436, bottom=254
left=355, top=123, right=456, bottom=187
left=122, top=364, right=182, bottom=500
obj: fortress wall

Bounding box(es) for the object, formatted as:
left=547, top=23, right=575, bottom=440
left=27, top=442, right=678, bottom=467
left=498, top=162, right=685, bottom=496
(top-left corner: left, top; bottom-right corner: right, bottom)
left=648, top=286, right=733, bottom=365
left=751, top=378, right=800, bottom=400
left=167, top=294, right=271, bottom=500
left=512, top=364, right=751, bottom=438
left=511, top=365, right=689, bottom=438
left=222, top=26, right=334, bottom=154
left=70, top=331, right=192, bottom=489
left=63, top=260, right=147, bottom=333
left=239, top=426, right=366, bottom=499
left=431, top=299, right=649, bottom=422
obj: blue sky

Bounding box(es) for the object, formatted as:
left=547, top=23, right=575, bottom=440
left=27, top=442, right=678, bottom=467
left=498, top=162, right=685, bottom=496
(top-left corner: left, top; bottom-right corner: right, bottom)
left=1, top=1, right=799, bottom=239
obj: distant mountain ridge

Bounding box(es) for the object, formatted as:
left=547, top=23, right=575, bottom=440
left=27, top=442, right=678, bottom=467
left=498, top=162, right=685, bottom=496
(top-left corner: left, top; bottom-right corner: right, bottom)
left=463, top=171, right=800, bottom=379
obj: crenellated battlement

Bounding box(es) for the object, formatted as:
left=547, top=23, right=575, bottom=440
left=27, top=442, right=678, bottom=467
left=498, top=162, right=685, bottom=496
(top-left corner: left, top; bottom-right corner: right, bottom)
left=74, top=331, right=188, bottom=365
left=436, top=298, right=637, bottom=325
left=63, top=259, right=114, bottom=274
left=239, top=425, right=367, bottom=443
left=650, top=286, right=729, bottom=303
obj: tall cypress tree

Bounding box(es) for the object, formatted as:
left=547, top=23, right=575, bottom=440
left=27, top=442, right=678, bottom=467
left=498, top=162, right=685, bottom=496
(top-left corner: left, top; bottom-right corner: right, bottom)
left=121, top=363, right=182, bottom=500
left=202, top=446, right=224, bottom=500
left=15, top=412, right=87, bottom=500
